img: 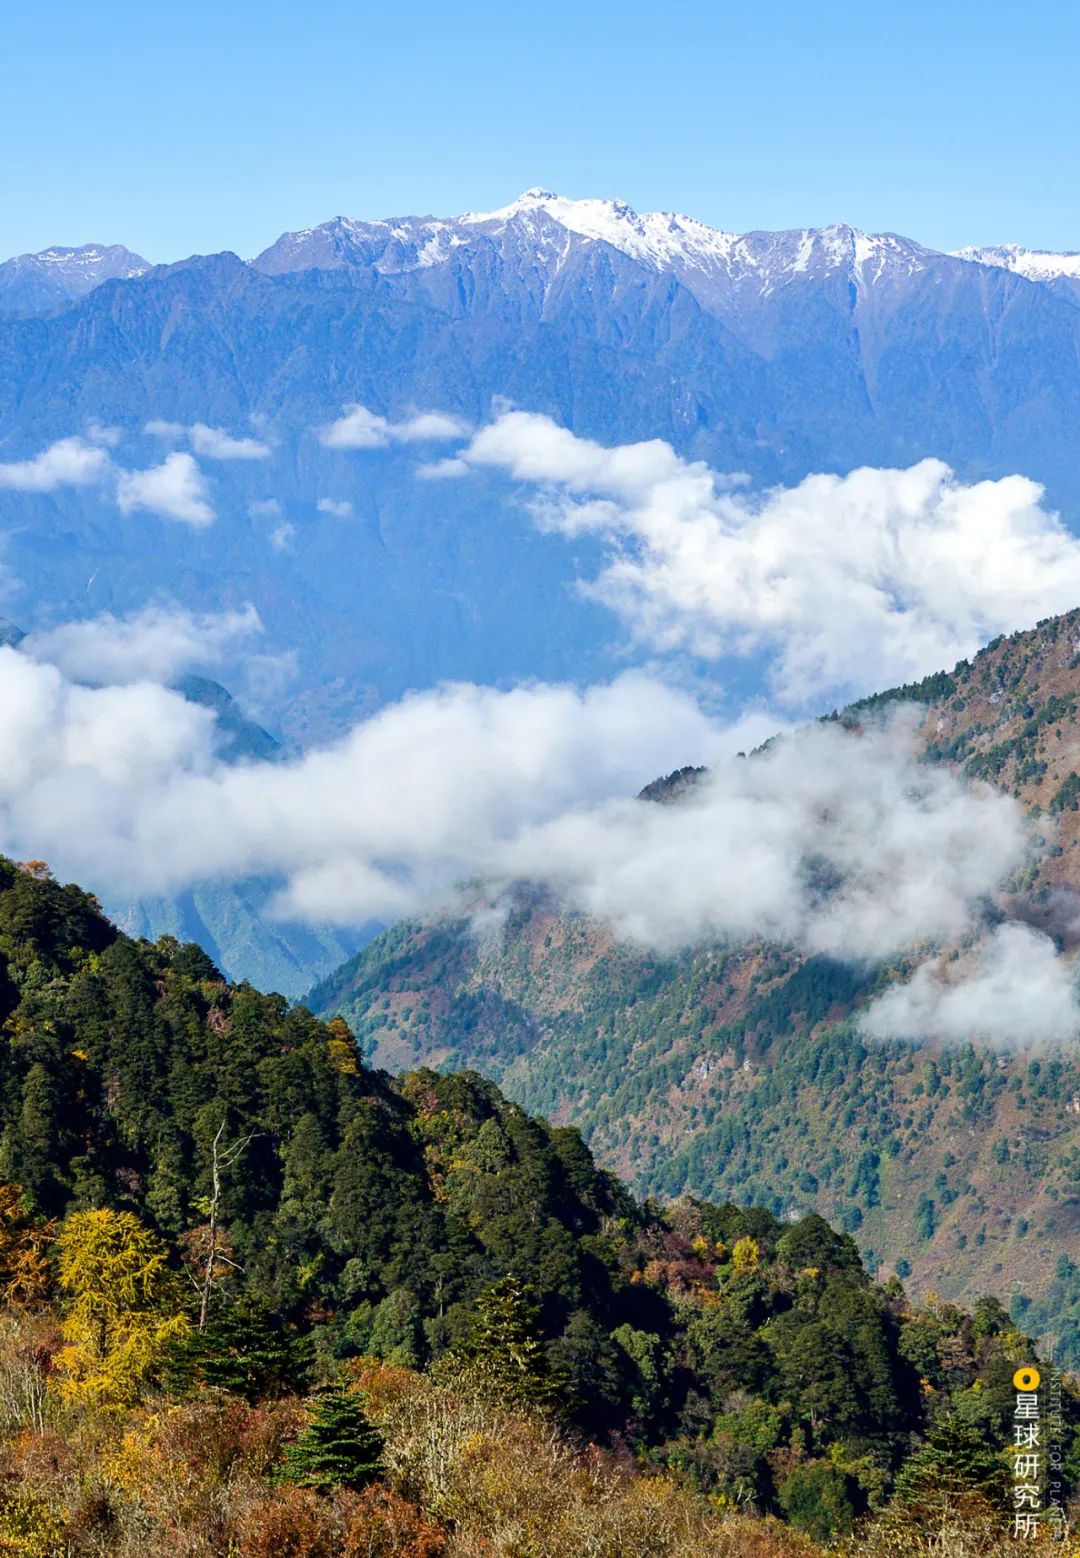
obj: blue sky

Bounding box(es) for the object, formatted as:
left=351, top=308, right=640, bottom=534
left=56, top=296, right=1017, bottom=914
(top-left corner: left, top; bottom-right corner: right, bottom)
left=5, top=0, right=1080, bottom=261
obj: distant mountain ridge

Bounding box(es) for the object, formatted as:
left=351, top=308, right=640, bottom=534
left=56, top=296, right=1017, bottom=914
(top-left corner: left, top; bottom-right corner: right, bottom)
left=952, top=241, right=1080, bottom=296
left=8, top=192, right=1078, bottom=316
left=252, top=189, right=941, bottom=298
left=0, top=242, right=148, bottom=316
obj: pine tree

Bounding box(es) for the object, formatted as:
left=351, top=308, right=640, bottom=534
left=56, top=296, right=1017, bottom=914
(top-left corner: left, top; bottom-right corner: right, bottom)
left=279, top=1383, right=383, bottom=1493
left=451, top=1276, right=564, bottom=1409
left=165, top=1296, right=309, bottom=1403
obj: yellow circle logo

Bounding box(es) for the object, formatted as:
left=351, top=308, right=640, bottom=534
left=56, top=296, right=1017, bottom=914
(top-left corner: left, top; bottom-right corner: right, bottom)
left=1014, top=1367, right=1041, bottom=1392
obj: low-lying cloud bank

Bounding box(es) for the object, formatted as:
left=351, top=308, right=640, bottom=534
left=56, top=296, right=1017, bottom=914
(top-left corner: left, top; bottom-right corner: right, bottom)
left=6, top=402, right=1080, bottom=1046
left=429, top=410, right=1080, bottom=710
left=493, top=712, right=1028, bottom=962
left=0, top=646, right=719, bottom=916
left=0, top=630, right=1039, bottom=980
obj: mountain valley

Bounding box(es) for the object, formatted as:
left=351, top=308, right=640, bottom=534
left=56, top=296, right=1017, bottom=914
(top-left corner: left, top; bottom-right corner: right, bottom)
left=311, top=608, right=1080, bottom=1358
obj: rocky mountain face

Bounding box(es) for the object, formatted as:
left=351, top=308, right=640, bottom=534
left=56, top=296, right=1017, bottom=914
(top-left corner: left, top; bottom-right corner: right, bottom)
left=309, top=608, right=1080, bottom=1358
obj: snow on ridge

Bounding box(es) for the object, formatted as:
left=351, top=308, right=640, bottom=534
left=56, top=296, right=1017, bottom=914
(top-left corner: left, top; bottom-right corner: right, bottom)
left=10, top=244, right=148, bottom=278
left=256, top=193, right=1079, bottom=297
left=952, top=243, right=1080, bottom=281
left=458, top=191, right=937, bottom=286
left=461, top=187, right=742, bottom=268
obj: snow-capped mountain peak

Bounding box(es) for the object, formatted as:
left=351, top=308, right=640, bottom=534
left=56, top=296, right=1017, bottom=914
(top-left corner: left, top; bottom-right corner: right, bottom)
left=249, top=193, right=1080, bottom=307
left=30, top=243, right=147, bottom=275
left=453, top=192, right=949, bottom=301
left=951, top=242, right=1080, bottom=282
left=0, top=243, right=150, bottom=317
left=3, top=243, right=149, bottom=285
left=460, top=188, right=743, bottom=270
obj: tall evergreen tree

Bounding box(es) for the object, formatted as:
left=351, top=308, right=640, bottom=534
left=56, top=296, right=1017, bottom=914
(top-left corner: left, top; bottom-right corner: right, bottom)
left=279, top=1383, right=382, bottom=1493
left=891, top=1415, right=1009, bottom=1520
left=164, top=1296, right=308, bottom=1403
left=451, top=1276, right=564, bottom=1409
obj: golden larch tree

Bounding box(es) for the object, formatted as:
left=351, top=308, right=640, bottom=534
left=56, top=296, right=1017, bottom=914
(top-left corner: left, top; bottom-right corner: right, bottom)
left=54, top=1208, right=190, bottom=1409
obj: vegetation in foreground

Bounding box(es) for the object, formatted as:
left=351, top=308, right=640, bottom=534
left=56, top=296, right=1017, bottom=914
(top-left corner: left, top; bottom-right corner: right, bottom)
left=0, top=856, right=1076, bottom=1551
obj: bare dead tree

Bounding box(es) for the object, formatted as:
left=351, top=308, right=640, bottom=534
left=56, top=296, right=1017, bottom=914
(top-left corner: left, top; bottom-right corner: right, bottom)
left=199, top=1120, right=258, bottom=1331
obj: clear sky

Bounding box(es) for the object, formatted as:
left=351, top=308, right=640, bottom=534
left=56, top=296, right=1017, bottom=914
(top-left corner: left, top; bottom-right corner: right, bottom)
left=5, top=0, right=1080, bottom=263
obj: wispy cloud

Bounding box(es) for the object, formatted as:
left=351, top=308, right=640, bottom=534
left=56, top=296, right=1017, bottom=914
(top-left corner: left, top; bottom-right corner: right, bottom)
left=146, top=420, right=271, bottom=460
left=248, top=498, right=282, bottom=519
left=494, top=708, right=1030, bottom=961
left=316, top=497, right=353, bottom=517
left=320, top=404, right=470, bottom=450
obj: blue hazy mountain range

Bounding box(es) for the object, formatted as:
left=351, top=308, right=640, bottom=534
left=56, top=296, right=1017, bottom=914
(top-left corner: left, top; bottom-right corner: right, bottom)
left=6, top=190, right=1080, bottom=731
left=0, top=243, right=149, bottom=317
left=5, top=188, right=1080, bottom=990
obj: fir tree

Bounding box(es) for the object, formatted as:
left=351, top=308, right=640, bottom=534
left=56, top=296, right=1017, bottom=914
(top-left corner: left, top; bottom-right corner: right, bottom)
left=451, top=1275, right=564, bottom=1409
left=279, top=1382, right=383, bottom=1493
left=164, top=1296, right=308, bottom=1403
left=891, top=1415, right=1009, bottom=1520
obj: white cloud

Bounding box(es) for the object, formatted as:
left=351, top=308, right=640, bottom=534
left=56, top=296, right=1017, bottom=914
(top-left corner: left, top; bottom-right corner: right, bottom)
left=189, top=424, right=271, bottom=461
left=317, top=498, right=353, bottom=518
left=23, top=604, right=263, bottom=685
left=320, top=404, right=470, bottom=450
left=0, top=636, right=1033, bottom=969
left=0, top=652, right=216, bottom=803
left=147, top=421, right=271, bottom=460
left=84, top=421, right=122, bottom=448
left=241, top=649, right=298, bottom=711
left=0, top=659, right=721, bottom=916
left=494, top=709, right=1029, bottom=959
left=860, top=924, right=1080, bottom=1048
left=270, top=523, right=296, bottom=551
left=248, top=498, right=282, bottom=519
left=418, top=457, right=471, bottom=480
left=116, top=452, right=215, bottom=528
left=0, top=436, right=112, bottom=492
left=449, top=412, right=1080, bottom=707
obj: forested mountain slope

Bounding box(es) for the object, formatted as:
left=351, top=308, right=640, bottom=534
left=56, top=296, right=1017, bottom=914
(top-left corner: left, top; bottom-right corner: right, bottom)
left=0, top=853, right=1071, bottom=1551
left=312, top=608, right=1080, bottom=1357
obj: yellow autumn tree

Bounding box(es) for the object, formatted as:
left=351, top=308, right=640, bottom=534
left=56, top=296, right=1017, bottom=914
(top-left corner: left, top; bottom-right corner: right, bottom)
left=0, top=1184, right=53, bottom=1306
left=732, top=1235, right=761, bottom=1275
left=54, top=1208, right=190, bottom=1409
left=326, top=1015, right=360, bottom=1075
